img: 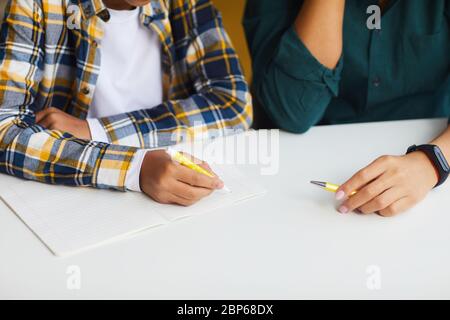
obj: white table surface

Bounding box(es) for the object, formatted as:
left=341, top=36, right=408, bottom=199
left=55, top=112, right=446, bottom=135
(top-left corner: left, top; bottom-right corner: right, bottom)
left=1, top=118, right=450, bottom=300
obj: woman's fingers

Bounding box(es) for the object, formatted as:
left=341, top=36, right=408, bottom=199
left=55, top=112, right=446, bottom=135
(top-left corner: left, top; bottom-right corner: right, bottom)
left=358, top=187, right=407, bottom=214
left=340, top=172, right=394, bottom=213
left=378, top=197, right=414, bottom=217
left=337, top=156, right=392, bottom=199
left=335, top=154, right=434, bottom=216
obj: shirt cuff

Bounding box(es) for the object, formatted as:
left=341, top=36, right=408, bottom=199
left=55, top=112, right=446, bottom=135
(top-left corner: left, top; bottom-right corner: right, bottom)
left=87, top=118, right=109, bottom=143
left=125, top=149, right=148, bottom=192
left=274, top=25, right=343, bottom=96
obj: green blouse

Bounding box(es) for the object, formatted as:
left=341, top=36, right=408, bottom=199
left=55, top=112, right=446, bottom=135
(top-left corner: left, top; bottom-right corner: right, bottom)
left=244, top=0, right=450, bottom=132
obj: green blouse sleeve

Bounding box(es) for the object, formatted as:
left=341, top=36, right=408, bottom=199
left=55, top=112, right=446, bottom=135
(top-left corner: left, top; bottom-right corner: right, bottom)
left=445, top=1, right=450, bottom=124
left=445, top=74, right=450, bottom=124
left=442, top=0, right=449, bottom=124
left=244, top=0, right=343, bottom=133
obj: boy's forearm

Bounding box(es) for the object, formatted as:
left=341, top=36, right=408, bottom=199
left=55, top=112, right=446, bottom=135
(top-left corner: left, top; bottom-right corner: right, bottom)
left=0, top=104, right=138, bottom=191
left=294, top=0, right=346, bottom=69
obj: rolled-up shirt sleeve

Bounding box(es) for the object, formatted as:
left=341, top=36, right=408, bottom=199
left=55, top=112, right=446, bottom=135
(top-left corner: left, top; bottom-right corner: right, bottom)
left=244, top=1, right=343, bottom=133
left=274, top=26, right=342, bottom=97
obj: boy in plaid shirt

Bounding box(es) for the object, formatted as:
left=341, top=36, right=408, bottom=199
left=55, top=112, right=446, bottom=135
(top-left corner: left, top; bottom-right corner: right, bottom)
left=0, top=0, right=252, bottom=206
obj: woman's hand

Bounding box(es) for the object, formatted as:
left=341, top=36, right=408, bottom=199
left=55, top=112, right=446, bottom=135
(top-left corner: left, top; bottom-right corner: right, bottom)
left=36, top=107, right=92, bottom=140
left=336, top=152, right=439, bottom=217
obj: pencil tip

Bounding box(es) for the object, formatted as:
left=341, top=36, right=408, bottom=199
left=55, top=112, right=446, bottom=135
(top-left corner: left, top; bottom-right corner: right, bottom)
left=310, top=181, right=326, bottom=187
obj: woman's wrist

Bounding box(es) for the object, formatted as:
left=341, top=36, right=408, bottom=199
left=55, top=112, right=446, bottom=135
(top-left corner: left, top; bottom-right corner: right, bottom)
left=431, top=126, right=450, bottom=163
left=406, top=151, right=439, bottom=188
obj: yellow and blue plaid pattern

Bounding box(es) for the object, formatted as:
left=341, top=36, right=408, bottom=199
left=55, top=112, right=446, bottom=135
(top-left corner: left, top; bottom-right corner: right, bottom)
left=0, top=0, right=252, bottom=190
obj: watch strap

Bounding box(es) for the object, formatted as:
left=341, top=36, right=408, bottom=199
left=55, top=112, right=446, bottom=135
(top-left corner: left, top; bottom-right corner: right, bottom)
left=407, top=144, right=450, bottom=188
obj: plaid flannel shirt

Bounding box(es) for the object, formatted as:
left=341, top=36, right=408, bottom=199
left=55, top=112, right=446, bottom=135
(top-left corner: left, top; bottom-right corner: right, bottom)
left=0, top=0, right=252, bottom=190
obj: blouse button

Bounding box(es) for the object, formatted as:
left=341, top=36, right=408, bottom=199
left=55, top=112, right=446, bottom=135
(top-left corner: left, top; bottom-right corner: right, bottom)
left=372, top=77, right=381, bottom=87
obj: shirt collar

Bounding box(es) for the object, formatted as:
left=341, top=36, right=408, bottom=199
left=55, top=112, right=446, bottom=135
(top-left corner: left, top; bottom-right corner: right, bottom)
left=77, top=0, right=106, bottom=20
left=77, top=0, right=167, bottom=22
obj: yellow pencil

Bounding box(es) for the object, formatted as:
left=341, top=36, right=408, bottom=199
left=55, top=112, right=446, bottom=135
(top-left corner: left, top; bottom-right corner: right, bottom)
left=310, top=181, right=357, bottom=196
left=167, top=148, right=230, bottom=192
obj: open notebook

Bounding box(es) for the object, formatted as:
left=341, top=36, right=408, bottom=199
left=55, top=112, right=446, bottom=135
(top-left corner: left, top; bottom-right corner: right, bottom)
left=0, top=158, right=266, bottom=257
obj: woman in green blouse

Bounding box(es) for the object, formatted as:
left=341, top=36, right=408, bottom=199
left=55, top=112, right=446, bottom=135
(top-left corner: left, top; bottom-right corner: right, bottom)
left=244, top=0, right=450, bottom=216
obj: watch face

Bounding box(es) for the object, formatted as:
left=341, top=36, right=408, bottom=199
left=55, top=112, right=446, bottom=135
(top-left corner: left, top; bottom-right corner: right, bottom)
left=433, top=146, right=450, bottom=173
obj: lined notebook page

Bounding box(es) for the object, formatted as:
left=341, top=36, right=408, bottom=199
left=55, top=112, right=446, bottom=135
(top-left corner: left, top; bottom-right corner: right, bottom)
left=0, top=164, right=266, bottom=256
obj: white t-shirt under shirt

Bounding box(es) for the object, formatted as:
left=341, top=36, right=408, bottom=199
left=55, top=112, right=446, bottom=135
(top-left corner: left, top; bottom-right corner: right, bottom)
left=87, top=7, right=163, bottom=192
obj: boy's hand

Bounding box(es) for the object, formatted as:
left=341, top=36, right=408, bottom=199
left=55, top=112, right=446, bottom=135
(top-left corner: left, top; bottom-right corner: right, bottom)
left=140, top=150, right=224, bottom=206
left=36, top=107, right=92, bottom=140
left=336, top=152, right=438, bottom=217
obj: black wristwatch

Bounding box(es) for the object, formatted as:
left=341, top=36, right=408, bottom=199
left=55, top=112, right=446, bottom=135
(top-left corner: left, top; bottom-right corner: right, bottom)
left=406, top=144, right=450, bottom=188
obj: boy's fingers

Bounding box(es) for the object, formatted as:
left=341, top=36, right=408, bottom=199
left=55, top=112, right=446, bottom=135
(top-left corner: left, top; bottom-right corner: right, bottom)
left=37, top=116, right=52, bottom=129
left=168, top=194, right=197, bottom=207
left=179, top=152, right=203, bottom=165
left=175, top=164, right=223, bottom=190
left=171, top=181, right=214, bottom=201
left=36, top=107, right=62, bottom=123
left=199, top=161, right=215, bottom=176
left=179, top=152, right=217, bottom=176
left=35, top=110, right=49, bottom=123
